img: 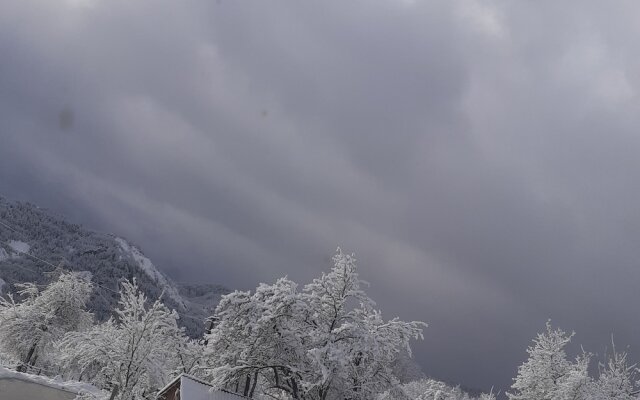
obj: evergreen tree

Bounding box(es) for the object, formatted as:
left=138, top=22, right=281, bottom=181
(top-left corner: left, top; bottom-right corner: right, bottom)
left=508, top=322, right=590, bottom=400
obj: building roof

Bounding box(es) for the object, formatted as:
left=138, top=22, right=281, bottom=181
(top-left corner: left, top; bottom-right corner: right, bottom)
left=157, top=373, right=250, bottom=400
left=0, top=366, right=103, bottom=397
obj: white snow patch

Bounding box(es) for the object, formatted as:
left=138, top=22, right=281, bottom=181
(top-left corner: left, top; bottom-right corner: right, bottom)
left=115, top=238, right=185, bottom=308
left=0, top=247, right=8, bottom=261
left=76, top=270, right=93, bottom=282
left=0, top=366, right=104, bottom=397
left=0, top=278, right=5, bottom=294
left=8, top=240, right=30, bottom=256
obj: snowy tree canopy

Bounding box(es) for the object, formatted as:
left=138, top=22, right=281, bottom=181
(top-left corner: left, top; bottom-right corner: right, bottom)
left=508, top=321, right=591, bottom=400
left=202, top=248, right=426, bottom=400
left=377, top=377, right=497, bottom=400
left=0, top=270, right=93, bottom=371
left=57, top=279, right=200, bottom=400
left=585, top=346, right=638, bottom=400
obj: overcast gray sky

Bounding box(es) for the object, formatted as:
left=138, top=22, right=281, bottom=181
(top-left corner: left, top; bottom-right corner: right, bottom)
left=3, top=0, right=640, bottom=393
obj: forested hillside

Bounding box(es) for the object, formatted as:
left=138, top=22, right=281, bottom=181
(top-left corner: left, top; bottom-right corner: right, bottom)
left=0, top=196, right=227, bottom=336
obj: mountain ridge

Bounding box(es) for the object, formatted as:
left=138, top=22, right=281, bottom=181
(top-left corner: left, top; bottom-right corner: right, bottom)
left=0, top=196, right=227, bottom=336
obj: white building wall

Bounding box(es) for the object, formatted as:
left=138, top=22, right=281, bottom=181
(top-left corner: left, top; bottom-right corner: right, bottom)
left=180, top=376, right=247, bottom=400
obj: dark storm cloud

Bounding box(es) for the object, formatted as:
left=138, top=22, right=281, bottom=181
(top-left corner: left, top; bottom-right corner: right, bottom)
left=2, top=0, right=640, bottom=392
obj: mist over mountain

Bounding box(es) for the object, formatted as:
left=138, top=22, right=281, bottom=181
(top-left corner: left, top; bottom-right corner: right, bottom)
left=0, top=196, right=227, bottom=336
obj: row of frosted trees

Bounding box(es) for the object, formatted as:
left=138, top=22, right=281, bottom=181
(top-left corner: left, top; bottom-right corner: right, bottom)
left=507, top=322, right=638, bottom=400
left=0, top=249, right=429, bottom=400
left=0, top=249, right=635, bottom=400
left=0, top=273, right=201, bottom=399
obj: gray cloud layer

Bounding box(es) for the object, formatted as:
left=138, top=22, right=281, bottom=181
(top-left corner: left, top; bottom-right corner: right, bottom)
left=2, top=0, right=640, bottom=392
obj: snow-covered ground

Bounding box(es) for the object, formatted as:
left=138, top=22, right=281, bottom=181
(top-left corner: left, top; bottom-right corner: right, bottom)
left=0, top=277, right=6, bottom=294
left=8, top=240, right=30, bottom=255
left=0, top=366, right=104, bottom=399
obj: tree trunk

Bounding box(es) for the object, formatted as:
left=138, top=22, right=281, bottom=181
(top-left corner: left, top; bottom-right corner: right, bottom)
left=291, top=377, right=300, bottom=399
left=243, top=374, right=251, bottom=397
left=17, top=341, right=39, bottom=372
left=249, top=371, right=259, bottom=398
left=108, top=385, right=119, bottom=400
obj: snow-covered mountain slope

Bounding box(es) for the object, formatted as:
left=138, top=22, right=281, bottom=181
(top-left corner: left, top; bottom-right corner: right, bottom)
left=177, top=282, right=231, bottom=325
left=0, top=196, right=228, bottom=336
left=114, top=237, right=186, bottom=308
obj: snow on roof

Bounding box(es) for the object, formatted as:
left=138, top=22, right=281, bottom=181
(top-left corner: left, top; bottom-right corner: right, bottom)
left=157, top=374, right=249, bottom=400
left=0, top=366, right=103, bottom=396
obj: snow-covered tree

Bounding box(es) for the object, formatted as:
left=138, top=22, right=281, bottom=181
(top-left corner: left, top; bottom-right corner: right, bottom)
left=301, top=250, right=426, bottom=399
left=586, top=345, right=637, bottom=400
left=508, top=321, right=591, bottom=400
left=392, top=350, right=427, bottom=384
left=57, top=279, right=197, bottom=400
left=202, top=248, right=426, bottom=400
left=478, top=392, right=498, bottom=400
left=377, top=377, right=496, bottom=400
left=0, top=271, right=93, bottom=371
left=202, top=276, right=307, bottom=397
